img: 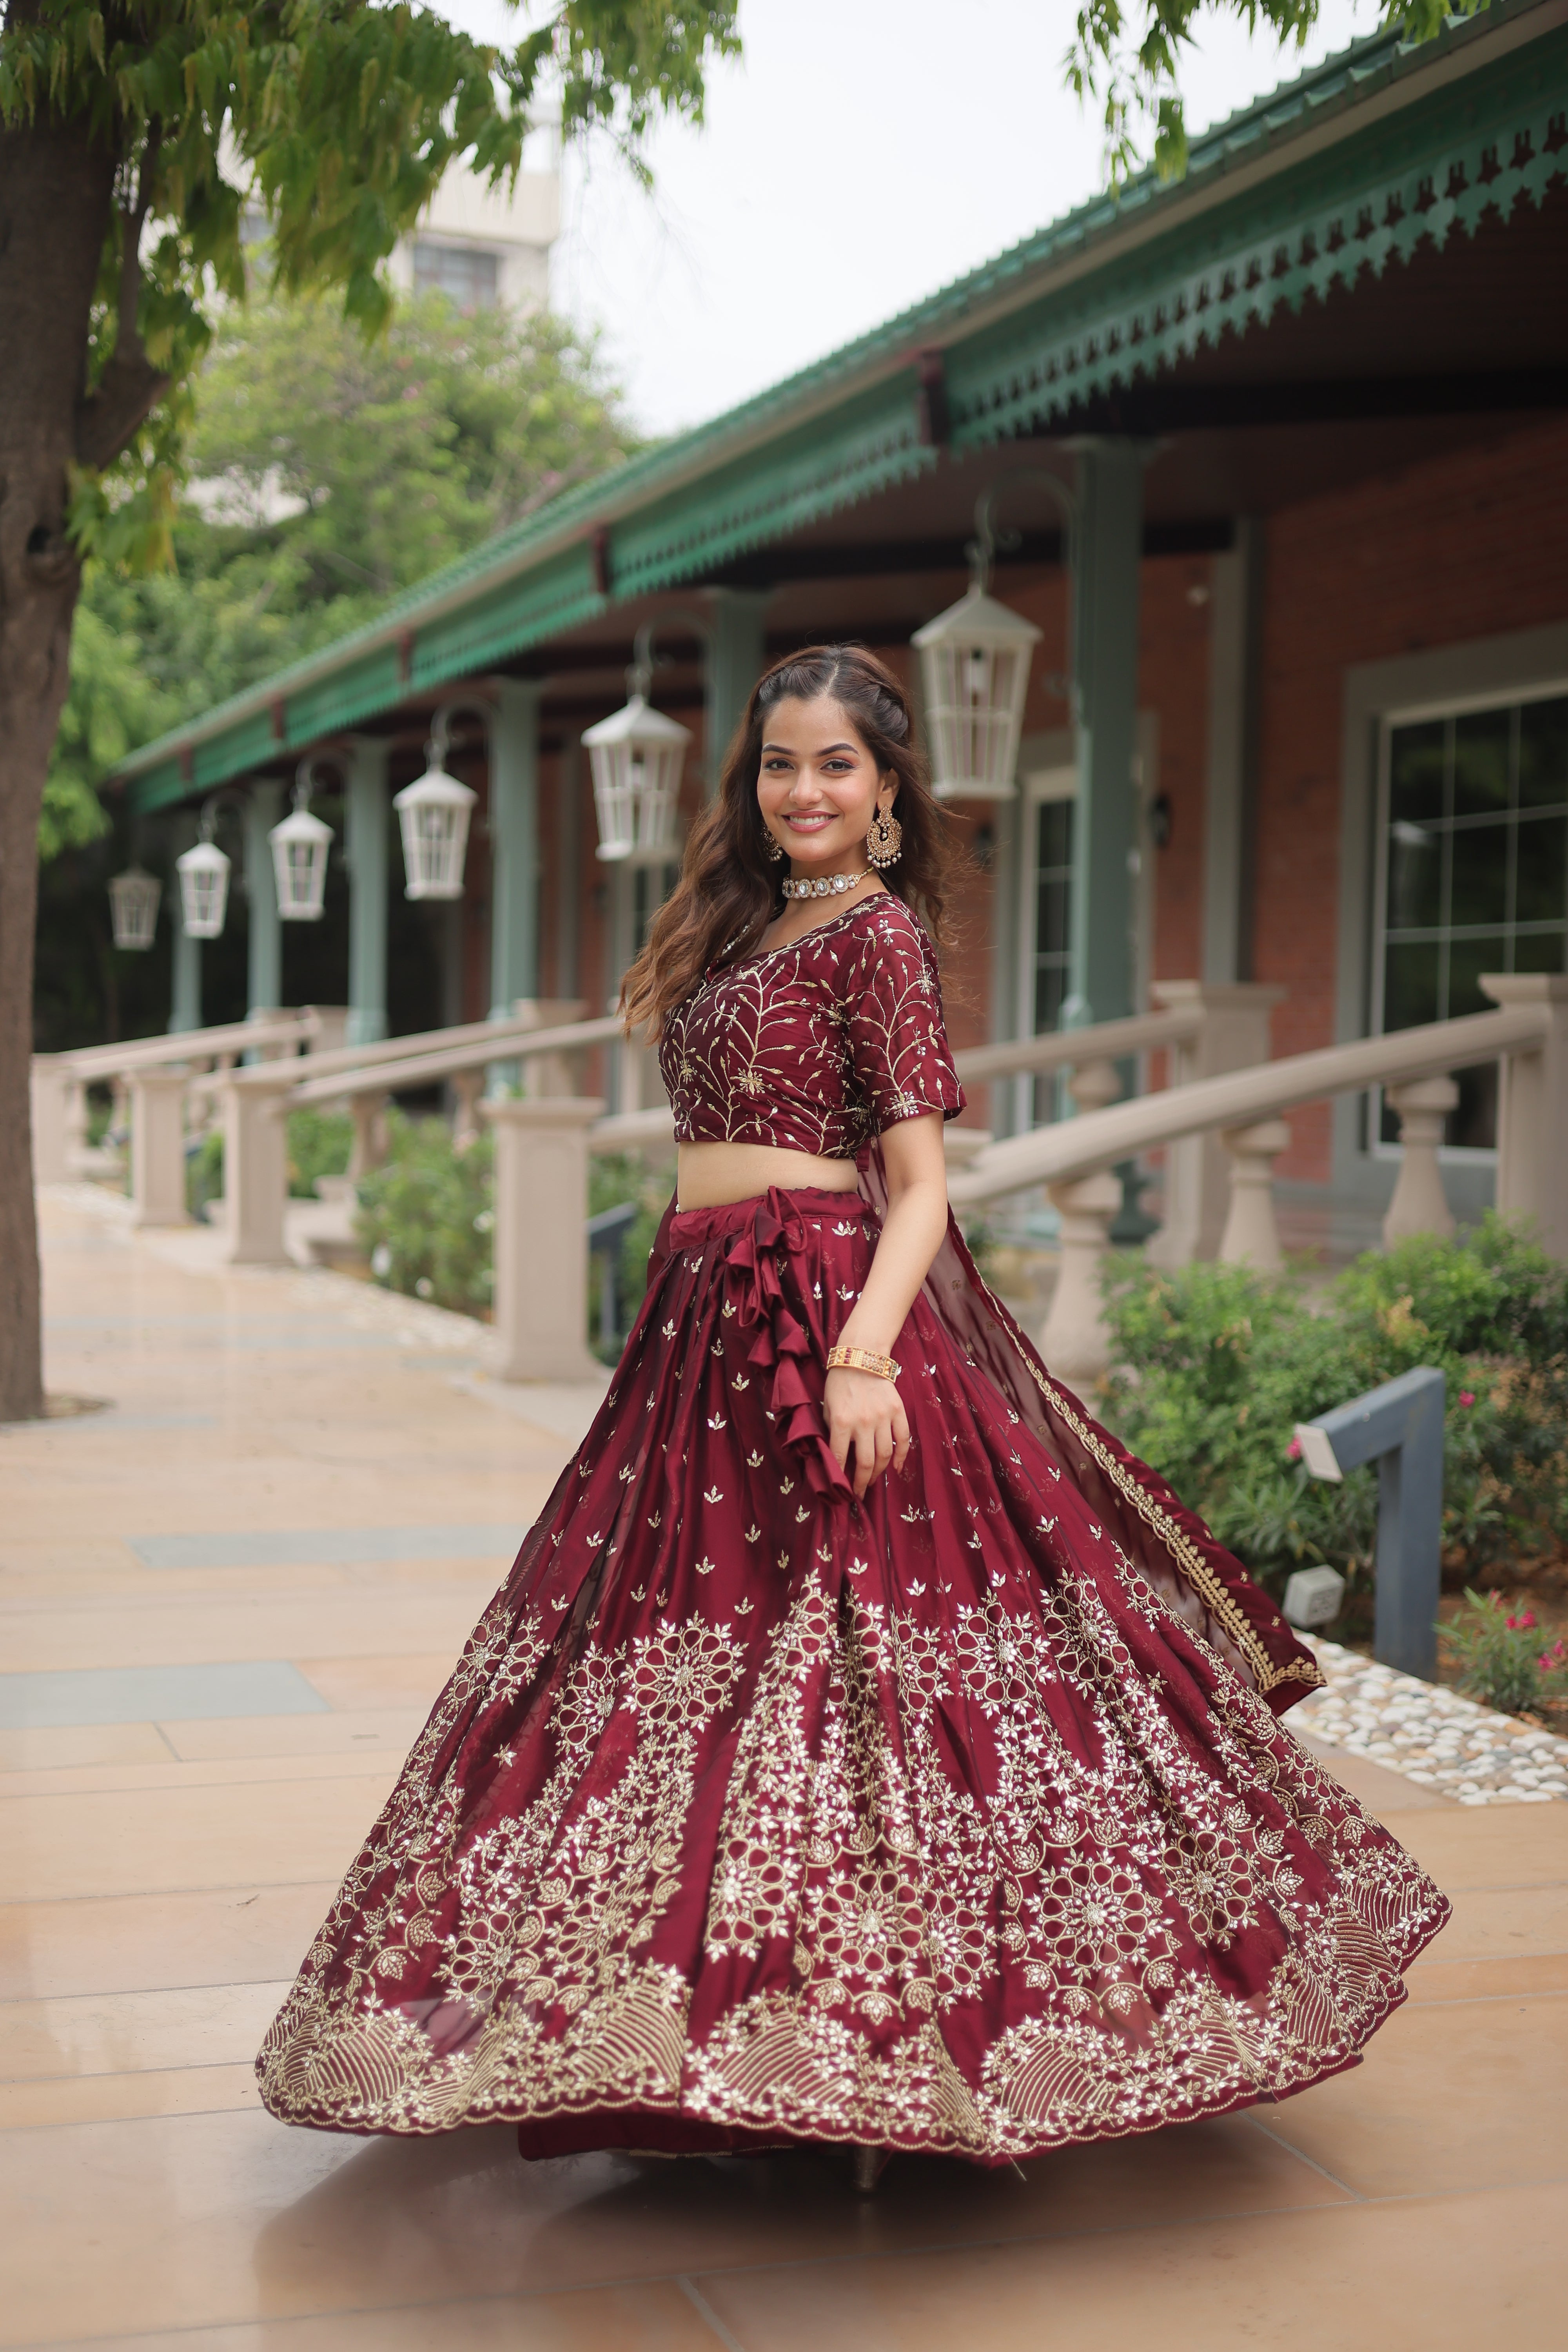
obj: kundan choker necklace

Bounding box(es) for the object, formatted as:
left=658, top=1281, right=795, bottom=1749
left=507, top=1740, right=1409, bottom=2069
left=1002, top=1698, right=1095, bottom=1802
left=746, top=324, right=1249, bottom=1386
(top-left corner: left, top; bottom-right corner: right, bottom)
left=780, top=867, right=869, bottom=900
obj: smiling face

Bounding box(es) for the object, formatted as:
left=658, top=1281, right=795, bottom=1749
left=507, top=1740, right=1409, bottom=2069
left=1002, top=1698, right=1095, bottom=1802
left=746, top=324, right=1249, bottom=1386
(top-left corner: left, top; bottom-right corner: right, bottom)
left=755, top=695, right=898, bottom=877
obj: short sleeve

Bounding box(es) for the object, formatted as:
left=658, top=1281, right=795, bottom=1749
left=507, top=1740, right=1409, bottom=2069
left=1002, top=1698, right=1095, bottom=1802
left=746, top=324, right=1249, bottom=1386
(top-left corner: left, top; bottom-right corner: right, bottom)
left=842, top=902, right=966, bottom=1134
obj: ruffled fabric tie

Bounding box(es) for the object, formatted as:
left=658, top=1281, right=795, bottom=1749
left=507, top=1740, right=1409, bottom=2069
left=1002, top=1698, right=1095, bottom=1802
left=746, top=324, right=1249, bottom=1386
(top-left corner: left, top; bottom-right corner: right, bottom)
left=720, top=1189, right=854, bottom=1510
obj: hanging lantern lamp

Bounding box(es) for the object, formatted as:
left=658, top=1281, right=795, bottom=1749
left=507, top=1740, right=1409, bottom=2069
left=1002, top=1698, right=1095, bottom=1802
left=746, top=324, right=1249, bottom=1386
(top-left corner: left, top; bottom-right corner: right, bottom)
left=584, top=620, right=697, bottom=865
left=107, top=865, right=161, bottom=951
left=912, top=473, right=1073, bottom=802
left=175, top=816, right=232, bottom=940
left=394, top=705, right=480, bottom=900
left=270, top=760, right=335, bottom=921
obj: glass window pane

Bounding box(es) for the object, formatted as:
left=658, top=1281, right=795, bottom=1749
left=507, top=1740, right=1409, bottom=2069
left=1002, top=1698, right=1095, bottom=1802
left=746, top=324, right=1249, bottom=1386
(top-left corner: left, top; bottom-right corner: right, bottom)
left=1389, top=720, right=1445, bottom=824
left=1514, top=814, right=1568, bottom=927
left=1036, top=877, right=1070, bottom=957
left=1446, top=935, right=1508, bottom=1020
left=1447, top=1063, right=1498, bottom=1152
left=1386, top=820, right=1441, bottom=931
left=1383, top=941, right=1441, bottom=1032
left=1452, top=708, right=1511, bottom=816
left=1448, top=822, right=1508, bottom=929
left=1513, top=928, right=1567, bottom=975
left=1518, top=696, right=1568, bottom=811
left=1037, top=800, right=1073, bottom=871
left=1034, top=963, right=1067, bottom=1034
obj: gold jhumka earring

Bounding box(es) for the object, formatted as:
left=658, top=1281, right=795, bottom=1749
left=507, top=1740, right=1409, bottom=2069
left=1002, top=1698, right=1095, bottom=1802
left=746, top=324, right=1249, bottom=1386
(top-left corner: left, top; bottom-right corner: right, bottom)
left=866, top=806, right=903, bottom=868
left=762, top=826, right=784, bottom=862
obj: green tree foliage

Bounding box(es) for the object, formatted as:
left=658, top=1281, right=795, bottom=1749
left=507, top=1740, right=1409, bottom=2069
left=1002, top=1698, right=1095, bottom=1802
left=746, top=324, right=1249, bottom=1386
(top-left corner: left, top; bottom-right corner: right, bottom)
left=46, top=288, right=637, bottom=848
left=1067, top=1, right=1487, bottom=181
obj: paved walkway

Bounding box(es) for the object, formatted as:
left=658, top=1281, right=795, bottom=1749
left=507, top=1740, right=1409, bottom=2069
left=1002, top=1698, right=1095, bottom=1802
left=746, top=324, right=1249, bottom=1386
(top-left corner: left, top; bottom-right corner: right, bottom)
left=2, top=1189, right=1564, bottom=2350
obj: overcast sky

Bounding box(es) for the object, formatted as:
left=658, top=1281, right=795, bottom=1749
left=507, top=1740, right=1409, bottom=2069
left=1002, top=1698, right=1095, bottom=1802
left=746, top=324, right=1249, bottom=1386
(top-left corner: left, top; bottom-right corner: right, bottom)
left=450, top=0, right=1372, bottom=437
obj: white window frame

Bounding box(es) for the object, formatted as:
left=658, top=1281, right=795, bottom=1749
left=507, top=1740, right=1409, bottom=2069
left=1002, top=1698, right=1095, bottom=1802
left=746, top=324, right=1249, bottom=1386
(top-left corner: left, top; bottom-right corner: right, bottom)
left=1369, top=675, right=1568, bottom=1166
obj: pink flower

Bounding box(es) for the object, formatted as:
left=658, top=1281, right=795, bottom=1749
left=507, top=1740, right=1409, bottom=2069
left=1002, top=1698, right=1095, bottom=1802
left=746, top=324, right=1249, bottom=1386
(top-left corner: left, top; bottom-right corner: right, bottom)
left=1286, top=1435, right=1302, bottom=1461
left=1506, top=1615, right=1519, bottom=1630
left=1458, top=1390, right=1476, bottom=1408
left=1520, top=1610, right=1537, bottom=1630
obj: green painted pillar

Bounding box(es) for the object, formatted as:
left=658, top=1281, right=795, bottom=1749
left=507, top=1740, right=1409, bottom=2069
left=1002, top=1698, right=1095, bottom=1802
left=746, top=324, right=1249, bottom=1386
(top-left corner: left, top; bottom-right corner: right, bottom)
left=168, top=811, right=202, bottom=1034
left=489, top=681, right=542, bottom=1022
left=345, top=738, right=390, bottom=1048
left=706, top=590, right=771, bottom=797
left=245, top=782, right=284, bottom=1020
left=1065, top=440, right=1145, bottom=1031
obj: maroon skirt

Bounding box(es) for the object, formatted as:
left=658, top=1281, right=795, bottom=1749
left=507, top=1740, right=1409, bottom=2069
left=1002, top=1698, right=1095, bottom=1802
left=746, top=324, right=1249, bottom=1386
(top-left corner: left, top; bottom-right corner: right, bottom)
left=257, top=1185, right=1448, bottom=2164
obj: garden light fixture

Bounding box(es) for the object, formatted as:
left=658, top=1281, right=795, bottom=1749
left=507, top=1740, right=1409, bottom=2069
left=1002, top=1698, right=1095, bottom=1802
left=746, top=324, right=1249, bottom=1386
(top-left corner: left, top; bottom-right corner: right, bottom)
left=270, top=759, right=336, bottom=921
left=584, top=621, right=696, bottom=865
left=175, top=811, right=233, bottom=940
left=394, top=705, right=481, bottom=900
left=107, top=864, right=161, bottom=951
left=913, top=474, right=1073, bottom=802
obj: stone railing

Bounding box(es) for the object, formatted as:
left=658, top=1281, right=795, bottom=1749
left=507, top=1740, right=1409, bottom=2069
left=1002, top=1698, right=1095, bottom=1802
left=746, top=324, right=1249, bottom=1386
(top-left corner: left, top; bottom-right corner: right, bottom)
left=31, top=1011, right=326, bottom=1211
left=947, top=975, right=1566, bottom=1383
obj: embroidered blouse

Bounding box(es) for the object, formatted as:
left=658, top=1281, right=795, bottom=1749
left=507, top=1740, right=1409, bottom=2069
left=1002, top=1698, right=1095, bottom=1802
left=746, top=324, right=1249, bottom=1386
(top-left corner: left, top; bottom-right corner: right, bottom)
left=660, top=893, right=965, bottom=1159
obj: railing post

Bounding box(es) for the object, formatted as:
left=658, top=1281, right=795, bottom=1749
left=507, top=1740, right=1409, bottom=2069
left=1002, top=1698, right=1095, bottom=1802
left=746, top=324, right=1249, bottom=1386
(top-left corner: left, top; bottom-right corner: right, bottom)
left=1383, top=1074, right=1458, bottom=1247
left=1296, top=1365, right=1446, bottom=1680
left=29, top=1056, right=72, bottom=1184
left=1040, top=1169, right=1122, bottom=1386
left=1483, top=973, right=1568, bottom=1261
left=221, top=1069, right=295, bottom=1265
left=483, top=1096, right=608, bottom=1382
left=1146, top=981, right=1285, bottom=1268
left=1217, top=1117, right=1289, bottom=1272
left=64, top=1073, right=92, bottom=1175
left=347, top=1092, right=390, bottom=1182
left=129, top=1069, right=191, bottom=1227
left=451, top=1068, right=485, bottom=1150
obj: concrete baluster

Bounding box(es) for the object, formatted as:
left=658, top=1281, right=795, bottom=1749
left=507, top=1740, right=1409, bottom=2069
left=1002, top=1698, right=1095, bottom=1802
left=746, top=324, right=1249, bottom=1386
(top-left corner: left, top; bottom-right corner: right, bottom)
left=1145, top=981, right=1286, bottom=1269
left=221, top=1068, right=296, bottom=1264
left=64, top=1074, right=92, bottom=1175
left=483, top=1096, right=608, bottom=1382
left=29, top=1056, right=73, bottom=1183
left=1483, top=973, right=1568, bottom=1262
left=1038, top=1058, right=1122, bottom=1381
left=1217, top=1118, right=1290, bottom=1272
left=451, top=1068, right=485, bottom=1150
left=347, top=1092, right=390, bottom=1182
left=108, top=1076, right=131, bottom=1154
left=1040, top=1169, right=1124, bottom=1386
left=1382, top=1074, right=1458, bottom=1247
left=129, top=1069, right=191, bottom=1227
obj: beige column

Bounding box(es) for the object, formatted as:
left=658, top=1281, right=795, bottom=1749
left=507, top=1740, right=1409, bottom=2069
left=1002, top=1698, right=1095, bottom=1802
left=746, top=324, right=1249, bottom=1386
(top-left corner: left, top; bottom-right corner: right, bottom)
left=1146, top=980, right=1285, bottom=1268
left=347, top=1092, right=390, bottom=1181
left=29, top=1056, right=72, bottom=1183
left=1218, top=1117, right=1290, bottom=1272
left=129, top=1069, right=190, bottom=1228
left=1483, top=973, right=1568, bottom=1262
left=1383, top=1074, right=1458, bottom=1246
left=221, top=1068, right=295, bottom=1264
left=484, top=1096, right=608, bottom=1382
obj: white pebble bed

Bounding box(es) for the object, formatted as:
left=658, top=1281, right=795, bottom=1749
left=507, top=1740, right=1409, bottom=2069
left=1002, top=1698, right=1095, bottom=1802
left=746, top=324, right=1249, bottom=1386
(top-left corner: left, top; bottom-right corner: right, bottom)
left=1292, top=1636, right=1568, bottom=1806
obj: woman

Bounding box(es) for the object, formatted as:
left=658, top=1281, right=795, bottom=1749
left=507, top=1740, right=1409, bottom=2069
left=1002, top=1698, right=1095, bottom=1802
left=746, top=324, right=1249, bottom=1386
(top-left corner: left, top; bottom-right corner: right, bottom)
left=258, top=645, right=1447, bottom=2180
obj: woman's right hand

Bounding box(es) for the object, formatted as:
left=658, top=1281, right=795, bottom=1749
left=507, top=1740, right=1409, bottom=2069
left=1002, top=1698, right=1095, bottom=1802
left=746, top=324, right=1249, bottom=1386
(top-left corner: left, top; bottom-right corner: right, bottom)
left=824, top=1364, right=910, bottom=1500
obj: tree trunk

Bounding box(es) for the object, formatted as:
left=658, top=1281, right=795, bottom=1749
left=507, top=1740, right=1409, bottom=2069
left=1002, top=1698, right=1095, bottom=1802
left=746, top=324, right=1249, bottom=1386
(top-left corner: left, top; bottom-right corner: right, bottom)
left=0, top=120, right=116, bottom=1421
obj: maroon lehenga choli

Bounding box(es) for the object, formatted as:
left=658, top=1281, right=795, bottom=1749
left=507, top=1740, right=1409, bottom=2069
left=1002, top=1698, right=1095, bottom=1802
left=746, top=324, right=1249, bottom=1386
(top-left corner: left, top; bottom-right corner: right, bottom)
left=258, top=895, right=1448, bottom=2165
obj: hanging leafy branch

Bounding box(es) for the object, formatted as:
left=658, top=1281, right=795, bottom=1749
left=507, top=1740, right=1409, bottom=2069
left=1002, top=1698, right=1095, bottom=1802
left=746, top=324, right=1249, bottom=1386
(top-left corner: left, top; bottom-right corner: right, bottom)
left=1065, top=0, right=1488, bottom=183
left=0, top=1, right=739, bottom=570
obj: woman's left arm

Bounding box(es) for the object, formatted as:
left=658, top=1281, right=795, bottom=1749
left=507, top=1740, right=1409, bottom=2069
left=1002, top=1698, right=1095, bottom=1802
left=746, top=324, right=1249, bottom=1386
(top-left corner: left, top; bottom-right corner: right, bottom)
left=823, top=1112, right=949, bottom=1499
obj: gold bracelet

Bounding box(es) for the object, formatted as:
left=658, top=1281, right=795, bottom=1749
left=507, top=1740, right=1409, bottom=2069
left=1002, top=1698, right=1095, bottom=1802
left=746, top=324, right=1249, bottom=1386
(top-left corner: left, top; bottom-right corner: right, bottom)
left=826, top=1343, right=900, bottom=1383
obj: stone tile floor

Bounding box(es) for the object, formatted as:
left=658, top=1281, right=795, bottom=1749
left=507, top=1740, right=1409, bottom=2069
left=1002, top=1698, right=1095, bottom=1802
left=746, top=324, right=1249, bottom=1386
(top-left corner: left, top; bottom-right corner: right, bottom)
left=2, top=1187, right=1564, bottom=2350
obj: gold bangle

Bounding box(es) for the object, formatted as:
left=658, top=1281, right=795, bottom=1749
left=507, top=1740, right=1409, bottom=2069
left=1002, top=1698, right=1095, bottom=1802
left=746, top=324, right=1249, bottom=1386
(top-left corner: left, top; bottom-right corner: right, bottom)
left=826, top=1343, right=900, bottom=1383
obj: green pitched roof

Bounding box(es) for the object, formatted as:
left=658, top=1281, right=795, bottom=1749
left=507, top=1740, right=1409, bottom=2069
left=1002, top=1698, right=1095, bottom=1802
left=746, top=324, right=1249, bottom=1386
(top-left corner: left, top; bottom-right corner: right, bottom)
left=121, top=0, right=1567, bottom=812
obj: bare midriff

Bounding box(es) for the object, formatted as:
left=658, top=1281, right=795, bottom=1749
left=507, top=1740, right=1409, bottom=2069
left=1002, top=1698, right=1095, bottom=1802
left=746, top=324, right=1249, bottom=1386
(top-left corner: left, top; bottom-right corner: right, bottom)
left=676, top=1140, right=861, bottom=1210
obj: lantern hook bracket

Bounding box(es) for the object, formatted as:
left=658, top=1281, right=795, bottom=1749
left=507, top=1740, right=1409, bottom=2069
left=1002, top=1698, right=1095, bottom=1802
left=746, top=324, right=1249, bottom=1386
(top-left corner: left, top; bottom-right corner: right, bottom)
left=426, top=697, right=495, bottom=769
left=968, top=470, right=1077, bottom=594
left=628, top=611, right=711, bottom=702
left=293, top=750, right=347, bottom=813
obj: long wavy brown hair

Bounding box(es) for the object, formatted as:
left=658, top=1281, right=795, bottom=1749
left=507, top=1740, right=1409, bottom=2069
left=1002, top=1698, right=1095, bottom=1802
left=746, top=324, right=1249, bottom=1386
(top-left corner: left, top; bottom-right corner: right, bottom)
left=621, top=643, right=955, bottom=1035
